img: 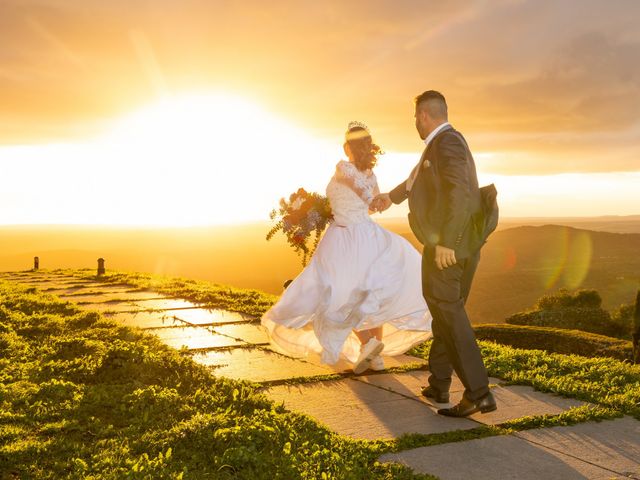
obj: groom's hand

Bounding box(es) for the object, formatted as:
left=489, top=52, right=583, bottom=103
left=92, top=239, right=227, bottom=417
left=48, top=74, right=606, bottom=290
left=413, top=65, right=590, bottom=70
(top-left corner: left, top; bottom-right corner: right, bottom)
left=372, top=193, right=392, bottom=212
left=435, top=245, right=457, bottom=270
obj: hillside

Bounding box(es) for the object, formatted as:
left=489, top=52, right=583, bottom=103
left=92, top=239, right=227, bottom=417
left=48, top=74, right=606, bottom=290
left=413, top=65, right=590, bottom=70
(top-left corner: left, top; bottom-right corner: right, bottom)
left=1, top=222, right=639, bottom=323
left=498, top=215, right=640, bottom=234
left=457, top=225, right=639, bottom=322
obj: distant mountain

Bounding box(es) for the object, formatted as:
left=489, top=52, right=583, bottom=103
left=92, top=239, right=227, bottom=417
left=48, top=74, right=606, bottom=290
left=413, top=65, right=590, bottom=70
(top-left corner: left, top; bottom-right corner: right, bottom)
left=498, top=215, right=640, bottom=234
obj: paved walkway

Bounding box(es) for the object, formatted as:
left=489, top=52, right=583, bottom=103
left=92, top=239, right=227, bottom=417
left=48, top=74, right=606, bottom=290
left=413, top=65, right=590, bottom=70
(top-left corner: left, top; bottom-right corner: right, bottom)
left=3, top=271, right=639, bottom=480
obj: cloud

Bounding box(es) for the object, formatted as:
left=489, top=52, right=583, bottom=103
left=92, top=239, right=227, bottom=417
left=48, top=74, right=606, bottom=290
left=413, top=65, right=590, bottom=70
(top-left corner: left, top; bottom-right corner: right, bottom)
left=0, top=0, right=638, bottom=175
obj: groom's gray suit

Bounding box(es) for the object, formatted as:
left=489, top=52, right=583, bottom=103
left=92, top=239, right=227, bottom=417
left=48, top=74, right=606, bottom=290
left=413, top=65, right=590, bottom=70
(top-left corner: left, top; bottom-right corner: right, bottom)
left=389, top=124, right=490, bottom=402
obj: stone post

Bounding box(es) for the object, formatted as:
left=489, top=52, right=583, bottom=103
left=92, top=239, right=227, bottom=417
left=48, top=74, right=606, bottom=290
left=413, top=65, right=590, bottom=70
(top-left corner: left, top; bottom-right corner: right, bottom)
left=633, top=290, right=640, bottom=364
left=33, top=256, right=39, bottom=271
left=97, top=258, right=106, bottom=276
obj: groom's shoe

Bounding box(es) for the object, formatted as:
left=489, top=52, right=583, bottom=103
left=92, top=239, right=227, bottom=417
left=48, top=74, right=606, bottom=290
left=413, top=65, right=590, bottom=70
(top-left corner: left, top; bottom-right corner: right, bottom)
left=438, top=391, right=497, bottom=417
left=420, top=386, right=450, bottom=404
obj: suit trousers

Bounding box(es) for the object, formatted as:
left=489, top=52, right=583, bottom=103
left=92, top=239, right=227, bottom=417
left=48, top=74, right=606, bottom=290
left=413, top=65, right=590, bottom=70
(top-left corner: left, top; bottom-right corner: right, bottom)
left=422, top=247, right=490, bottom=401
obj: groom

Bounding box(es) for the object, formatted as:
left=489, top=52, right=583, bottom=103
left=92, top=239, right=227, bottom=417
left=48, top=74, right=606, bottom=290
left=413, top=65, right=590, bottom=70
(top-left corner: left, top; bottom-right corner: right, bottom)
left=373, top=90, right=496, bottom=417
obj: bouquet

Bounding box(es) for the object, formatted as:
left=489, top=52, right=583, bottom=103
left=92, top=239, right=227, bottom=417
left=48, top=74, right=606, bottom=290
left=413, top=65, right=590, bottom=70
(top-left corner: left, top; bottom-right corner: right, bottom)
left=266, top=188, right=333, bottom=266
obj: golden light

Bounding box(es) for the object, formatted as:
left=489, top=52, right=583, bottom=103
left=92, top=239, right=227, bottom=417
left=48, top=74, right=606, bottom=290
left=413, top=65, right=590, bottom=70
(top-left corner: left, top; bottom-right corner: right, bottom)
left=2, top=91, right=639, bottom=226
left=0, top=92, right=343, bottom=226
left=92, top=92, right=339, bottom=225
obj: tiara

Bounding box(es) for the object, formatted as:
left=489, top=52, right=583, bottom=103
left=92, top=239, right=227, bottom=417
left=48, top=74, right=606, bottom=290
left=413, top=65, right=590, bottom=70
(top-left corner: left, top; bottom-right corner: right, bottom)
left=347, top=120, right=369, bottom=132
left=345, top=120, right=371, bottom=141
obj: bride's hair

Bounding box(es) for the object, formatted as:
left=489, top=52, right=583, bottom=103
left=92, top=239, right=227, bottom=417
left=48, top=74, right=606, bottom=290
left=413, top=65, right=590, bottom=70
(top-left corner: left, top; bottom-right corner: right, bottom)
left=345, top=125, right=382, bottom=171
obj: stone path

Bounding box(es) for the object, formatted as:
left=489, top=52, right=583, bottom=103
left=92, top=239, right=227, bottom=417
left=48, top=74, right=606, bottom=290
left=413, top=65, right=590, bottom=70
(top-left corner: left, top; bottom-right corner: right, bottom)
left=381, top=417, right=640, bottom=480
left=2, top=270, right=639, bottom=480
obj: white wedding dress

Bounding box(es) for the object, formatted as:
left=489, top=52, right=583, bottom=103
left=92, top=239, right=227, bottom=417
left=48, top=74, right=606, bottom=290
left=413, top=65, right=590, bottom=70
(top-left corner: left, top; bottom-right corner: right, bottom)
left=261, top=160, right=432, bottom=365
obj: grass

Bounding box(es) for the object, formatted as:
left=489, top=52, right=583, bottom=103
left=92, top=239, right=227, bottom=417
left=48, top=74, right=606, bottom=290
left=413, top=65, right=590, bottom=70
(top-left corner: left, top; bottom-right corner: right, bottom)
left=0, top=279, right=432, bottom=480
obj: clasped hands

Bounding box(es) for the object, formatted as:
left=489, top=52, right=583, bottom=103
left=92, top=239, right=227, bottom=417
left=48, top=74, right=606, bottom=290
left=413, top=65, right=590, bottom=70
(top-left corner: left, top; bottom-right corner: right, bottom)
left=369, top=193, right=392, bottom=213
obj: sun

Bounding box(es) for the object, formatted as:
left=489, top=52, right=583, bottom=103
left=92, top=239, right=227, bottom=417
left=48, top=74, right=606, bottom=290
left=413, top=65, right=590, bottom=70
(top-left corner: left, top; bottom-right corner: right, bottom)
left=89, top=92, right=337, bottom=226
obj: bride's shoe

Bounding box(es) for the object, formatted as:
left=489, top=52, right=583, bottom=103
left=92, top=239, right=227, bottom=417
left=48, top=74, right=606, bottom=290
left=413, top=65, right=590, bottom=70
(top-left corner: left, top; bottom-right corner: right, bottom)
left=353, top=338, right=384, bottom=374
left=369, top=355, right=385, bottom=371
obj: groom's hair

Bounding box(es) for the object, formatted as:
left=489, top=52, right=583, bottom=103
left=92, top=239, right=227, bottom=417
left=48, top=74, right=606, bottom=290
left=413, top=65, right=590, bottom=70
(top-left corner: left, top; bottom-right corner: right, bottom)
left=415, top=90, right=448, bottom=121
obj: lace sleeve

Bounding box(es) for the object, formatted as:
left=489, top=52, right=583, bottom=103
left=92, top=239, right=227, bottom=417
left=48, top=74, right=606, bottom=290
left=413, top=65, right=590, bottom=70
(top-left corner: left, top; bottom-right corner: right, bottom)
left=335, top=161, right=374, bottom=204
left=371, top=172, right=380, bottom=197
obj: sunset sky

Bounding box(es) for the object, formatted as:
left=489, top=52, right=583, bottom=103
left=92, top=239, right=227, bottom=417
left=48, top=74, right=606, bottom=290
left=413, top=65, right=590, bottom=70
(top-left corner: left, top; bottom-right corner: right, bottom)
left=1, top=0, right=639, bottom=225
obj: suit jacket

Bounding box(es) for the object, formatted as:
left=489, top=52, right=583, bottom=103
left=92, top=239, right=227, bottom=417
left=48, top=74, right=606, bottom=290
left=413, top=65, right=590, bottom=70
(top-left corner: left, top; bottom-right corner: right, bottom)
left=390, top=125, right=482, bottom=259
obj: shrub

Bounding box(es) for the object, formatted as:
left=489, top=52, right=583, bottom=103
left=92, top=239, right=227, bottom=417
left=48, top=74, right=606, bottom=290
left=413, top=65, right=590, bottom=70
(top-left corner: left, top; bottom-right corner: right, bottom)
left=506, top=307, right=626, bottom=337
left=473, top=324, right=633, bottom=361
left=611, top=303, right=635, bottom=336
left=536, top=288, right=602, bottom=310
left=507, top=289, right=626, bottom=338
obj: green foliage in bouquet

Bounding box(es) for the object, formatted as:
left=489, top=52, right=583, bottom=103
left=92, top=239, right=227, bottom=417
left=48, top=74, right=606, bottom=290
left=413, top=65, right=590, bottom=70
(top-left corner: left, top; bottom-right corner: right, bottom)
left=266, top=188, right=333, bottom=266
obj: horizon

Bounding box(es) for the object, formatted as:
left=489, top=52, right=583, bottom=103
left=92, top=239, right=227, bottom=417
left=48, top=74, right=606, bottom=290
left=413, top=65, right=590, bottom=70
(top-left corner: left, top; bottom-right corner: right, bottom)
left=2, top=213, right=640, bottom=229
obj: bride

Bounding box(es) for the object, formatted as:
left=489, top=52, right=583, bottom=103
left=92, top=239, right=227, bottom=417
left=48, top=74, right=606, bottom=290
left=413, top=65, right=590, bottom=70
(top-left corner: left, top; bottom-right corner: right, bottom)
left=261, top=121, right=432, bottom=374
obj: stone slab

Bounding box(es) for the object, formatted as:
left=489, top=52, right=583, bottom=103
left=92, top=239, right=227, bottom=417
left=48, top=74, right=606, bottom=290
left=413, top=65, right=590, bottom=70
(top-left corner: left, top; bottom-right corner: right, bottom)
left=358, top=370, right=464, bottom=408
left=14, top=280, right=118, bottom=290
left=5, top=280, right=64, bottom=288
left=145, top=326, right=244, bottom=350
left=37, top=280, right=115, bottom=288
left=0, top=275, right=62, bottom=282
left=54, top=280, right=115, bottom=285
left=515, top=417, right=640, bottom=478
left=70, top=301, right=142, bottom=312
left=41, top=287, right=135, bottom=295
left=303, top=352, right=428, bottom=375
left=192, top=347, right=334, bottom=382
left=211, top=324, right=270, bottom=345
left=57, top=292, right=168, bottom=304
left=380, top=418, right=640, bottom=480
left=103, top=311, right=187, bottom=329
left=130, top=298, right=200, bottom=311
left=356, top=370, right=465, bottom=397
left=356, top=372, right=586, bottom=424
left=265, top=379, right=477, bottom=440
left=171, top=308, right=253, bottom=325
left=1, top=276, right=60, bottom=282
left=464, top=385, right=588, bottom=425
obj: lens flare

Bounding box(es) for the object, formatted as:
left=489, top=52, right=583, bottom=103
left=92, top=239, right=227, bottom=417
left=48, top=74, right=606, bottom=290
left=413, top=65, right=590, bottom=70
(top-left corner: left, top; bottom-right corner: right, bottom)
left=502, top=246, right=517, bottom=271
left=542, top=227, right=569, bottom=290
left=540, top=227, right=592, bottom=291
left=562, top=230, right=593, bottom=289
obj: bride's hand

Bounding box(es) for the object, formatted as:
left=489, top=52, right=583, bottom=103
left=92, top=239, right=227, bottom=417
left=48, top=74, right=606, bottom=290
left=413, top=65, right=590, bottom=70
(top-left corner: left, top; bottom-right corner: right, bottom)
left=369, top=198, right=379, bottom=213
left=372, top=193, right=392, bottom=213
